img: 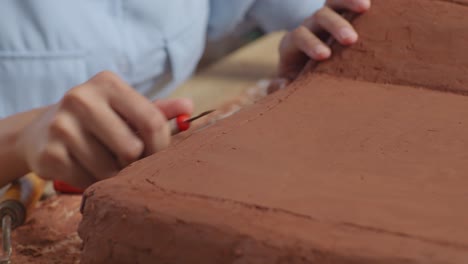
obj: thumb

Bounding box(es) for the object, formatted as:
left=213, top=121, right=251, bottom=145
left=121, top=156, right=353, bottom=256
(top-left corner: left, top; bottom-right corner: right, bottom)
left=153, top=98, right=194, bottom=119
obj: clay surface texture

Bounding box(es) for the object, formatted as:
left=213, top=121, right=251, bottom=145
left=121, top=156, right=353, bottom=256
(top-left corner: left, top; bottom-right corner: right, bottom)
left=11, top=195, right=82, bottom=264
left=316, top=0, right=468, bottom=94
left=79, top=1, right=468, bottom=263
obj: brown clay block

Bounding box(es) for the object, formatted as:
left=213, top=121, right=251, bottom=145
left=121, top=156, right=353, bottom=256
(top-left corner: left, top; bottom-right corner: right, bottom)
left=315, top=0, right=468, bottom=94
left=79, top=74, right=468, bottom=263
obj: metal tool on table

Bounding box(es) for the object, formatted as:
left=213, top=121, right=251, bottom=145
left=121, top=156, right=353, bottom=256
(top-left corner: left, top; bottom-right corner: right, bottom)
left=54, top=110, right=215, bottom=194
left=0, top=173, right=45, bottom=264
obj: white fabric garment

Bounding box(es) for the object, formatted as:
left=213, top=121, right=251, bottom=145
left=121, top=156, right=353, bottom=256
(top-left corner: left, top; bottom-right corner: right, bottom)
left=0, top=0, right=325, bottom=118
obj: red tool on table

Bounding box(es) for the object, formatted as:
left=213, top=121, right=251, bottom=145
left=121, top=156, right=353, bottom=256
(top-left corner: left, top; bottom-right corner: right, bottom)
left=54, top=111, right=214, bottom=194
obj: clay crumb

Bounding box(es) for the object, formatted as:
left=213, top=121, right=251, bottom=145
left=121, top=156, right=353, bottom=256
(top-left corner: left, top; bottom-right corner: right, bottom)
left=18, top=247, right=42, bottom=258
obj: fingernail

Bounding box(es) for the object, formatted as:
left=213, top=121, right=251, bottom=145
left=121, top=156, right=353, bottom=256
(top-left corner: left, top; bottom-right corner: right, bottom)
left=338, top=28, right=358, bottom=43
left=352, top=0, right=370, bottom=12
left=313, top=45, right=330, bottom=59
left=359, top=0, right=371, bottom=11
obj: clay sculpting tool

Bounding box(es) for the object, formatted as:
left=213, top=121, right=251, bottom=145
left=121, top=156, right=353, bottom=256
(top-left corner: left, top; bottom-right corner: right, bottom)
left=168, top=110, right=214, bottom=135
left=54, top=110, right=215, bottom=194
left=0, top=173, right=45, bottom=264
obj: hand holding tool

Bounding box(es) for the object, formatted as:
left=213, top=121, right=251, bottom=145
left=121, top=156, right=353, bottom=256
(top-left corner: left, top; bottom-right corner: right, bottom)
left=54, top=111, right=214, bottom=194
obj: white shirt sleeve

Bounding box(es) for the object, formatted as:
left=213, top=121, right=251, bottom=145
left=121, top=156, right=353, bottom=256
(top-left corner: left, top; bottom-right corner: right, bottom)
left=208, top=0, right=325, bottom=40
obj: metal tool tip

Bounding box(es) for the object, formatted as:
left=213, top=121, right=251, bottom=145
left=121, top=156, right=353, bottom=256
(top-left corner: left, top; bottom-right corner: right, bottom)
left=185, top=110, right=215, bottom=123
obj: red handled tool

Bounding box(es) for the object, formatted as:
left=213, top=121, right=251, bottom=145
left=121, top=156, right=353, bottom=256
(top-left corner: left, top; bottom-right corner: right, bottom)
left=53, top=110, right=214, bottom=194
left=53, top=180, right=83, bottom=194
left=168, top=110, right=214, bottom=134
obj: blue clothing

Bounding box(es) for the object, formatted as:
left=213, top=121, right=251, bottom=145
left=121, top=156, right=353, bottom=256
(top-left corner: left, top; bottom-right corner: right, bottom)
left=0, top=0, right=324, bottom=118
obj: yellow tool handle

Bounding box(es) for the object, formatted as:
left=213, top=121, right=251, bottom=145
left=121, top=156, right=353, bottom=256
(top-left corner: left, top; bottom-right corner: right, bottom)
left=0, top=173, right=44, bottom=263
left=0, top=173, right=45, bottom=229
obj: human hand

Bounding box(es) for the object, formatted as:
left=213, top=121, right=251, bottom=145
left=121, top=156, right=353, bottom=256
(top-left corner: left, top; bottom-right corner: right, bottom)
left=278, top=0, right=371, bottom=80
left=15, top=71, right=193, bottom=188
